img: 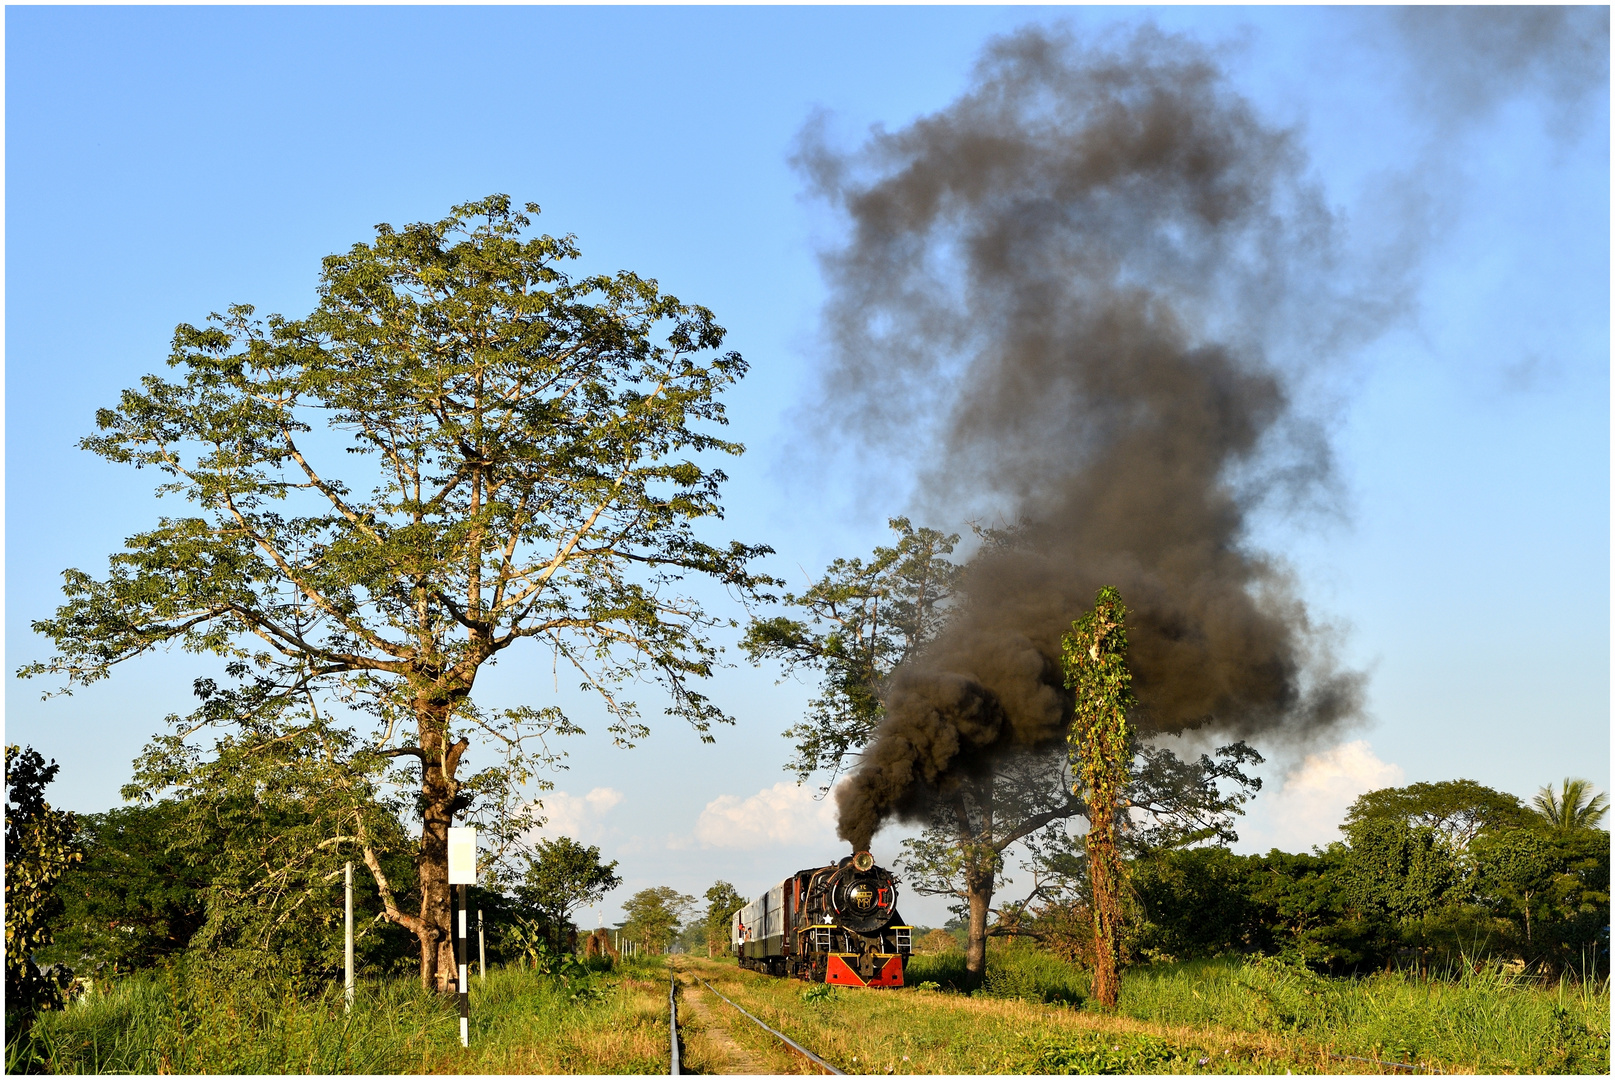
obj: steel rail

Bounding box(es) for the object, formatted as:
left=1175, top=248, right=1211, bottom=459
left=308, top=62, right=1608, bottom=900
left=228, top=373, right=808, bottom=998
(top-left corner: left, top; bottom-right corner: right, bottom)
left=696, top=975, right=847, bottom=1076
left=669, top=967, right=681, bottom=1075
left=1327, top=1052, right=1444, bottom=1074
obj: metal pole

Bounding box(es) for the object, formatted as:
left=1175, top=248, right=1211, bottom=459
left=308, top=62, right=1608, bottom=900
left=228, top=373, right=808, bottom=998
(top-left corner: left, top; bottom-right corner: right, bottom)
left=477, top=908, right=486, bottom=982
left=457, top=884, right=469, bottom=1047
left=668, top=967, right=679, bottom=1075
left=344, top=861, right=354, bottom=1012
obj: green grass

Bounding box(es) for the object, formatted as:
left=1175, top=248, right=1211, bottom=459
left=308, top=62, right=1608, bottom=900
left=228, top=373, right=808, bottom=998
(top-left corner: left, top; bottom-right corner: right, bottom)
left=912, top=943, right=1610, bottom=1073
left=15, top=955, right=675, bottom=1074
left=680, top=954, right=1337, bottom=1074
left=16, top=949, right=1608, bottom=1073
left=1118, top=955, right=1610, bottom=1074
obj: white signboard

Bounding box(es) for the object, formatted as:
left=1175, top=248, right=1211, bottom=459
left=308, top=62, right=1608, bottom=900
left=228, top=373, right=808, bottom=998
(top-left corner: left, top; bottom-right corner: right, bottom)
left=447, top=827, right=478, bottom=885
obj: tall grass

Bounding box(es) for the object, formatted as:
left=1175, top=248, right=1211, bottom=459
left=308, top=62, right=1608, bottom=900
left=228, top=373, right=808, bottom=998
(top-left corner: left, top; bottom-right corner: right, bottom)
left=909, top=944, right=1608, bottom=1073
left=1119, top=955, right=1610, bottom=1073
left=908, top=939, right=1086, bottom=1005
left=19, top=955, right=674, bottom=1075
left=22, top=967, right=453, bottom=1074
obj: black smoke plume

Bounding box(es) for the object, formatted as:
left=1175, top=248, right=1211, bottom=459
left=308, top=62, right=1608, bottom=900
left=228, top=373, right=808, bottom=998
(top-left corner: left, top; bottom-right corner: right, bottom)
left=796, top=26, right=1370, bottom=851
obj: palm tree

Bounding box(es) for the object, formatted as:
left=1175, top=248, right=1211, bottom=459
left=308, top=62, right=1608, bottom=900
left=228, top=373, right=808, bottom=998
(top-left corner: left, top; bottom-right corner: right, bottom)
left=1531, top=778, right=1610, bottom=831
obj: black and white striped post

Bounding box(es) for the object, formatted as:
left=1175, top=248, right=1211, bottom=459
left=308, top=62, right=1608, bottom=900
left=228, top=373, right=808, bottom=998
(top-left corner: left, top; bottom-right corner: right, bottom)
left=457, top=884, right=469, bottom=1043
left=447, top=827, right=478, bottom=1049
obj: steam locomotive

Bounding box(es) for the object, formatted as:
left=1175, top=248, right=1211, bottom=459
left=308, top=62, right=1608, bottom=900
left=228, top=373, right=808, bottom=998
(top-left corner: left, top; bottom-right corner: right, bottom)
left=730, top=850, right=913, bottom=987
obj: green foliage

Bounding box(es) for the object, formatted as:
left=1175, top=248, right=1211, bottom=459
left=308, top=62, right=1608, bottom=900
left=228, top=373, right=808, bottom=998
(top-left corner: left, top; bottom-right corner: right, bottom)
left=904, top=950, right=971, bottom=989
left=514, top=836, right=621, bottom=937
left=1062, top=587, right=1135, bottom=812
left=1343, top=779, right=1531, bottom=849
left=18, top=966, right=443, bottom=1075
left=1131, top=845, right=1262, bottom=960
left=1132, top=827, right=1610, bottom=980
left=1027, top=1031, right=1183, bottom=1074
left=1242, top=847, right=1379, bottom=973
left=504, top=921, right=589, bottom=978
left=1342, top=819, right=1462, bottom=927
left=39, top=801, right=209, bottom=975
left=120, top=715, right=421, bottom=986
left=1117, top=955, right=1610, bottom=1073
left=1469, top=825, right=1610, bottom=970
left=743, top=517, right=959, bottom=781
left=1131, top=845, right=1382, bottom=974
left=1532, top=778, right=1611, bottom=832
left=20, top=959, right=667, bottom=1075
left=701, top=880, right=745, bottom=956
left=620, top=886, right=695, bottom=953
left=5, top=745, right=83, bottom=1022
left=978, top=938, right=1086, bottom=1005
left=1062, top=586, right=1135, bottom=1006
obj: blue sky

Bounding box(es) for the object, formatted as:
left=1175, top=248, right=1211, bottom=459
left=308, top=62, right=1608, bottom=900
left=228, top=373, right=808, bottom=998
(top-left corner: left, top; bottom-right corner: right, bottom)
left=5, top=7, right=1607, bottom=929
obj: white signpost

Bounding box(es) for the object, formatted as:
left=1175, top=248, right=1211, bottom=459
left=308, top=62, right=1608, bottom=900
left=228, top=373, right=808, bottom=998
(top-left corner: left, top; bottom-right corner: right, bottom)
left=344, top=861, right=355, bottom=1012
left=447, top=827, right=477, bottom=1048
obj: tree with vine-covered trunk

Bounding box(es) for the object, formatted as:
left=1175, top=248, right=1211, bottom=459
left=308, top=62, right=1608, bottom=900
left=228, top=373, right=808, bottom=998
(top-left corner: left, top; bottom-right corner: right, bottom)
left=1062, top=586, right=1134, bottom=1008
left=18, top=195, right=773, bottom=992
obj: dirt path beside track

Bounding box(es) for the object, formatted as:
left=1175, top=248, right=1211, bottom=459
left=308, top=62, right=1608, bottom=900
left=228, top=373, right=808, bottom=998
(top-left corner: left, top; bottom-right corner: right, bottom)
left=677, top=976, right=773, bottom=1074
left=674, top=964, right=820, bottom=1075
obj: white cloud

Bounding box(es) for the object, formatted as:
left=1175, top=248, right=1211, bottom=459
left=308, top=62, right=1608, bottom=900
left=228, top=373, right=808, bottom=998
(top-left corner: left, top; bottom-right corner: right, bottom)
left=1247, top=740, right=1404, bottom=852
left=695, top=781, right=840, bottom=850
left=530, top=787, right=624, bottom=842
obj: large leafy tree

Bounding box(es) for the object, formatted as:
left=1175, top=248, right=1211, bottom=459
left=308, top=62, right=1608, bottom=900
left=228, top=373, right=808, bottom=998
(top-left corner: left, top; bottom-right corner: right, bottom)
left=620, top=886, right=696, bottom=953
left=897, top=742, right=1262, bottom=988
left=1342, top=779, right=1531, bottom=850
left=701, top=880, right=746, bottom=957
left=19, top=195, right=773, bottom=991
left=1341, top=818, right=1463, bottom=967
left=514, top=836, right=622, bottom=940
left=5, top=746, right=83, bottom=1022
left=743, top=518, right=959, bottom=782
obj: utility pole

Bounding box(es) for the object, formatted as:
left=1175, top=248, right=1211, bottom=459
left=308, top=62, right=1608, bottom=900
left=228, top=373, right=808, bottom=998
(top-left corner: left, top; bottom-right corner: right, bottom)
left=477, top=908, right=486, bottom=982
left=344, top=861, right=354, bottom=1012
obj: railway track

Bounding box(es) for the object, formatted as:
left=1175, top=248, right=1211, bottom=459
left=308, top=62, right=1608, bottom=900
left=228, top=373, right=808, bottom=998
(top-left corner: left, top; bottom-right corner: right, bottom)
left=668, top=961, right=845, bottom=1075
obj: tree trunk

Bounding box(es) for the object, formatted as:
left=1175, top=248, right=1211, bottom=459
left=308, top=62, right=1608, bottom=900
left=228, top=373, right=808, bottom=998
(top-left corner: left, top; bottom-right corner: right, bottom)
left=1086, top=803, right=1124, bottom=1008
left=963, top=866, right=994, bottom=989
left=414, top=701, right=470, bottom=993
left=416, top=806, right=454, bottom=992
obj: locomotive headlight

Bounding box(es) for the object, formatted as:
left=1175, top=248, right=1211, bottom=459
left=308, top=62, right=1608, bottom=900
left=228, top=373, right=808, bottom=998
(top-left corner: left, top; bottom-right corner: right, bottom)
left=849, top=882, right=877, bottom=911
left=852, top=851, right=875, bottom=872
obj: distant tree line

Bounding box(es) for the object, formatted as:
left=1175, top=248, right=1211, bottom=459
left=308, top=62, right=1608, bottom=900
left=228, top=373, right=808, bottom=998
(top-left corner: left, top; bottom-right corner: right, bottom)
left=910, top=777, right=1609, bottom=982
left=1113, top=778, right=1609, bottom=978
